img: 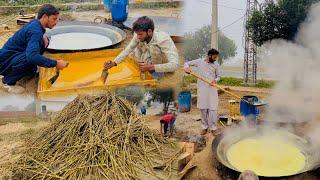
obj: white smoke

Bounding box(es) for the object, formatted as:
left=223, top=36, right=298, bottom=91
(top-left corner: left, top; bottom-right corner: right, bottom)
left=261, top=2, right=320, bottom=123
left=218, top=3, right=320, bottom=171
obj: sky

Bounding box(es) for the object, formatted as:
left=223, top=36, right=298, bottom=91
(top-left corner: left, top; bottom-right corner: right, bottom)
left=0, top=95, right=34, bottom=110
left=183, top=0, right=264, bottom=59
left=0, top=1, right=264, bottom=110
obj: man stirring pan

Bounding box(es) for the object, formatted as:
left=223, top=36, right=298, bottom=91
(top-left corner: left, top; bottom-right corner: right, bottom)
left=184, top=49, right=221, bottom=135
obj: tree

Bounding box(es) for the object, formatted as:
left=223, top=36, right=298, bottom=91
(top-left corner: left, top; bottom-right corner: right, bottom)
left=247, top=0, right=320, bottom=46
left=184, top=25, right=237, bottom=64
left=115, top=86, right=145, bottom=105
left=147, top=88, right=174, bottom=113
left=25, top=101, right=36, bottom=112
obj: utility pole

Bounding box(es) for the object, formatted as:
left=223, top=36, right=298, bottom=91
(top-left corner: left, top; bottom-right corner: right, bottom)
left=211, top=0, right=218, bottom=49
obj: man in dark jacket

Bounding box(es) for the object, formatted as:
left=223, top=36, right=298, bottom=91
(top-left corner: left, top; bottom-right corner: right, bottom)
left=0, top=4, right=68, bottom=93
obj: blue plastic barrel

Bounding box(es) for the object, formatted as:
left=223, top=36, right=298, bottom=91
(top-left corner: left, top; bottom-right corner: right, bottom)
left=111, top=0, right=129, bottom=23
left=178, top=91, right=191, bottom=112
left=240, top=96, right=259, bottom=120
left=103, top=0, right=112, bottom=10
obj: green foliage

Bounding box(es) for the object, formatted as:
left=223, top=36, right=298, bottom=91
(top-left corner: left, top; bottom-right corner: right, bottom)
left=255, top=79, right=276, bottom=88
left=218, top=77, right=243, bottom=86
left=219, top=77, right=275, bottom=88
left=148, top=88, right=174, bottom=113
left=115, top=86, right=146, bottom=105
left=183, top=75, right=276, bottom=89
left=247, top=0, right=320, bottom=46
left=0, top=0, right=99, bottom=6
left=24, top=101, right=36, bottom=112
left=183, top=74, right=197, bottom=84
left=220, top=77, right=275, bottom=88
left=184, top=25, right=237, bottom=64
left=219, top=31, right=237, bottom=63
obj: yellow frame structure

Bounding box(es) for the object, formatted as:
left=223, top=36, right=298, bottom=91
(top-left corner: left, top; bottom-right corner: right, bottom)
left=38, top=49, right=157, bottom=98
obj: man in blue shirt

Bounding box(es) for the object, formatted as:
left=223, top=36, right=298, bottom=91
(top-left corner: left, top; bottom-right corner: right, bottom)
left=0, top=4, right=68, bottom=94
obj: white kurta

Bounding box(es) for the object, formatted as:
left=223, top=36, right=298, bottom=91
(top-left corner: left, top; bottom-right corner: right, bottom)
left=184, top=59, right=221, bottom=110
left=114, top=30, right=179, bottom=73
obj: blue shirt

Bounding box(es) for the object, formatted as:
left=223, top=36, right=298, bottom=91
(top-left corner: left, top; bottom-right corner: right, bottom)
left=0, top=19, right=57, bottom=75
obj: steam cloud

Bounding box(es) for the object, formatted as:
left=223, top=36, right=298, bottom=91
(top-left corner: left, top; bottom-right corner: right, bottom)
left=261, top=3, right=320, bottom=124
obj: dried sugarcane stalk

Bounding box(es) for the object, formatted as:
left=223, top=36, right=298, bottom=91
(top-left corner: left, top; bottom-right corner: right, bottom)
left=9, top=93, right=180, bottom=180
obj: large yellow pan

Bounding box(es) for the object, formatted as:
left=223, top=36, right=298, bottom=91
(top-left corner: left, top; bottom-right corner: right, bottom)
left=38, top=49, right=157, bottom=98
left=214, top=128, right=320, bottom=178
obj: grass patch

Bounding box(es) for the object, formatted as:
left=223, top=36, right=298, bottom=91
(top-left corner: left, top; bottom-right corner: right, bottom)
left=183, top=74, right=197, bottom=84
left=0, top=1, right=181, bottom=16
left=218, top=77, right=243, bottom=86
left=0, top=116, right=43, bottom=126
left=0, top=0, right=100, bottom=6
left=183, top=75, right=276, bottom=89
left=255, top=79, right=276, bottom=88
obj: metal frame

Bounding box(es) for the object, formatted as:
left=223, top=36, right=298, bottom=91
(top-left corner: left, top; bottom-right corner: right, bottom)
left=45, top=21, right=126, bottom=52
left=244, top=0, right=258, bottom=84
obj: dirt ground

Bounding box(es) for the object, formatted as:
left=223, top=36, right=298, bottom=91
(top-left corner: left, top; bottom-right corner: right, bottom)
left=70, top=8, right=181, bottom=22
left=4, top=87, right=317, bottom=179
left=0, top=7, right=182, bottom=95
left=0, top=117, right=49, bottom=177
left=0, top=87, right=271, bottom=179
left=144, top=87, right=319, bottom=180
left=143, top=87, right=272, bottom=180
left=0, top=5, right=294, bottom=180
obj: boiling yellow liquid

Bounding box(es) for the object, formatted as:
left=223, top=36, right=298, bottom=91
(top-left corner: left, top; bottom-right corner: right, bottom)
left=227, top=136, right=306, bottom=176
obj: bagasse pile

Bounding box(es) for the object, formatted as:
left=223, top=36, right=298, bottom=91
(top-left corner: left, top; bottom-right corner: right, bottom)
left=11, top=94, right=179, bottom=179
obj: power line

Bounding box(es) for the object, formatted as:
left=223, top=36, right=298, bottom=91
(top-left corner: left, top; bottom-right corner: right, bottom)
left=198, top=0, right=245, bottom=11
left=212, top=14, right=246, bottom=34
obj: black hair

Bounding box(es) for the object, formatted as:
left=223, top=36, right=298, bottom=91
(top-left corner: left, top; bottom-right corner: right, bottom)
left=37, top=4, right=59, bottom=19
left=208, top=48, right=220, bottom=55
left=132, top=16, right=154, bottom=32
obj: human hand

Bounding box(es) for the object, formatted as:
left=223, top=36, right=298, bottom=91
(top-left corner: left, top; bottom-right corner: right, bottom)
left=56, top=60, right=69, bottom=70
left=183, top=67, right=192, bottom=74
left=43, top=35, right=50, bottom=48
left=104, top=61, right=116, bottom=70
left=138, top=62, right=154, bottom=72
left=211, top=80, right=216, bottom=86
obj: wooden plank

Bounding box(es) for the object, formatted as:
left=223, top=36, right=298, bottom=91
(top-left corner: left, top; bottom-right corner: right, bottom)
left=177, top=152, right=191, bottom=171
left=178, top=158, right=196, bottom=179
left=184, top=142, right=194, bottom=159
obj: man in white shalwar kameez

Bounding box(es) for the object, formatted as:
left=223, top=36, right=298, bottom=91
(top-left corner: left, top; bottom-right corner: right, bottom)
left=184, top=49, right=221, bottom=135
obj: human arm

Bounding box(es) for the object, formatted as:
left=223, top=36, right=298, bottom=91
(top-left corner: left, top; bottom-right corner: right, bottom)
left=105, top=34, right=139, bottom=69
left=25, top=33, right=57, bottom=68
left=211, top=62, right=221, bottom=85
left=153, top=35, right=179, bottom=72
left=183, top=58, right=203, bottom=73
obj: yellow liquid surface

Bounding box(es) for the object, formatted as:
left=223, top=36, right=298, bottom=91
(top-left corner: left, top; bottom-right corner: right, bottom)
left=227, top=136, right=306, bottom=176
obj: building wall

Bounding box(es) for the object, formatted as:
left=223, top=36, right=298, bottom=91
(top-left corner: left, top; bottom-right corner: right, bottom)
left=38, top=101, right=70, bottom=114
